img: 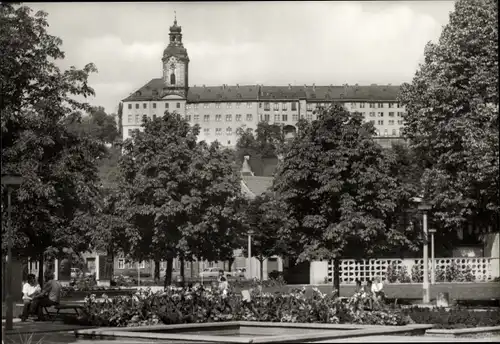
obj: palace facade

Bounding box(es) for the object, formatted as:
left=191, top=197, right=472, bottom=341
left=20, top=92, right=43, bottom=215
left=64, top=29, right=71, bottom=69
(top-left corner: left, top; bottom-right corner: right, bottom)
left=122, top=18, right=406, bottom=147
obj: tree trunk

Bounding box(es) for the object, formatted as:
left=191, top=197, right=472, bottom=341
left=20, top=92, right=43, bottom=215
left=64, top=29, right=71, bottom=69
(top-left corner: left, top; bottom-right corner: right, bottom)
left=154, top=259, right=160, bottom=284
left=332, top=258, right=340, bottom=298
left=259, top=257, right=265, bottom=281
left=228, top=258, right=234, bottom=273
left=37, top=254, right=44, bottom=286
left=190, top=260, right=194, bottom=279
left=163, top=257, right=173, bottom=288
left=180, top=257, right=185, bottom=287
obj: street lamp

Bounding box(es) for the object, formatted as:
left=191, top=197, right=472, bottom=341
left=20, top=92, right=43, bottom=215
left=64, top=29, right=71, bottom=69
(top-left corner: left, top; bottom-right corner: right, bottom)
left=247, top=230, right=254, bottom=280
left=412, top=196, right=432, bottom=304
left=2, top=174, right=24, bottom=332
left=429, top=228, right=437, bottom=284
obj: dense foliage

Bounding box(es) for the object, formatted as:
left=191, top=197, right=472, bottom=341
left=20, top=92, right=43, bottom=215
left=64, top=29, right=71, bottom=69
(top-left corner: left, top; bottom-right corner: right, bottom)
left=403, top=306, right=500, bottom=329
left=1, top=3, right=104, bottom=279
left=398, top=0, right=499, bottom=232
left=66, top=287, right=411, bottom=327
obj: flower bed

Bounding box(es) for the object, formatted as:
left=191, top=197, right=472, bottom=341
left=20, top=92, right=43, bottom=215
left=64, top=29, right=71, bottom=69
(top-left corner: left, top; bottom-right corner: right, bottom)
left=402, top=306, right=500, bottom=329
left=64, top=288, right=411, bottom=327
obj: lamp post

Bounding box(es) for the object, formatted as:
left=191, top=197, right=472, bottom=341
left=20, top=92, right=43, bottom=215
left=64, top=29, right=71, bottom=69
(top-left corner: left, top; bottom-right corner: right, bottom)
left=429, top=229, right=437, bottom=284
left=247, top=230, right=254, bottom=280
left=2, top=174, right=23, bottom=332
left=412, top=196, right=431, bottom=304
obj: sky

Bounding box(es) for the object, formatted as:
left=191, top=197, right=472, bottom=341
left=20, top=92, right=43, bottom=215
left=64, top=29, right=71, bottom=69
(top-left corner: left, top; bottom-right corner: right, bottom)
left=26, top=1, right=456, bottom=114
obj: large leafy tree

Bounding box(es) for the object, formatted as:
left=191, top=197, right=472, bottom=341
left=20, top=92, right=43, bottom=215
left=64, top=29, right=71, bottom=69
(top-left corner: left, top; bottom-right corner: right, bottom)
left=1, top=3, right=103, bottom=282
left=66, top=106, right=120, bottom=145
left=273, top=103, right=418, bottom=294
left=398, top=0, right=499, bottom=232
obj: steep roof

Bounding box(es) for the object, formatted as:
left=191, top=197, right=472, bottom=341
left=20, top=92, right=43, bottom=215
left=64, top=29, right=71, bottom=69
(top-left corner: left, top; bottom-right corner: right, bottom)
left=122, top=80, right=402, bottom=102
left=242, top=176, right=274, bottom=198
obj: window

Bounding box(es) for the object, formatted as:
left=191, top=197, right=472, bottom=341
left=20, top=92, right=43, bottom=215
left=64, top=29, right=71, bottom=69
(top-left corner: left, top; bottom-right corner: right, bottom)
left=203, top=128, right=210, bottom=136
left=227, top=140, right=231, bottom=145
left=194, top=104, right=199, bottom=109
left=246, top=114, right=253, bottom=121
left=235, top=114, right=242, bottom=121
left=351, top=102, right=357, bottom=108
left=186, top=115, right=191, bottom=121
left=369, top=112, right=376, bottom=117
left=215, top=128, right=222, bottom=136
left=128, top=104, right=132, bottom=109
left=176, top=102, right=180, bottom=109
left=142, top=114, right=147, bottom=122
left=378, top=112, right=384, bottom=117
left=388, top=103, right=394, bottom=108
left=215, top=114, right=222, bottom=122
left=226, top=114, right=232, bottom=122
left=397, top=120, right=404, bottom=125
left=389, top=112, right=395, bottom=117
left=282, top=114, right=288, bottom=122
left=194, top=114, right=200, bottom=122
left=264, top=114, right=270, bottom=122
left=384, top=129, right=388, bottom=136
left=153, top=103, right=157, bottom=109
left=165, top=103, right=169, bottom=109
left=292, top=114, right=298, bottom=121
left=273, top=103, right=279, bottom=111
left=128, top=129, right=133, bottom=136
left=392, top=129, right=397, bottom=136
left=203, top=114, right=210, bottom=122
left=291, top=102, right=297, bottom=111
left=369, top=103, right=376, bottom=108
left=264, top=102, right=270, bottom=111
left=135, top=104, right=139, bottom=109
left=153, top=114, right=158, bottom=120
left=226, top=103, right=232, bottom=109
left=369, top=120, right=375, bottom=124
left=389, top=120, right=395, bottom=125
left=135, top=114, right=140, bottom=123
left=186, top=104, right=191, bottom=109
left=235, top=103, right=240, bottom=109
left=274, top=114, right=280, bottom=122
left=247, top=103, right=252, bottom=108
left=118, top=259, right=125, bottom=269
left=397, top=112, right=404, bottom=117
left=282, top=102, right=288, bottom=110
left=226, top=127, right=232, bottom=135
left=214, top=103, right=220, bottom=109
left=360, top=103, right=365, bottom=108
left=203, top=103, right=209, bottom=109
left=378, top=103, right=384, bottom=108
left=306, top=103, right=313, bottom=111
left=397, top=103, right=401, bottom=108
left=128, top=114, right=133, bottom=123
left=143, top=103, right=147, bottom=109
left=378, top=120, right=384, bottom=125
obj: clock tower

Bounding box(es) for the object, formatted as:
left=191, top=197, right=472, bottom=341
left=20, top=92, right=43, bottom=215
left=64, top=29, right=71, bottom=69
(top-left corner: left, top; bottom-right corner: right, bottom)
left=162, top=14, right=189, bottom=98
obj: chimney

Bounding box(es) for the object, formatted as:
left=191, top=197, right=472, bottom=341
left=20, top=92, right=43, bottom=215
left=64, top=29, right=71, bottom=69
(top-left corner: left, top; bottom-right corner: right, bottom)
left=312, top=83, right=316, bottom=91
left=237, top=84, right=239, bottom=88
left=288, top=84, right=292, bottom=90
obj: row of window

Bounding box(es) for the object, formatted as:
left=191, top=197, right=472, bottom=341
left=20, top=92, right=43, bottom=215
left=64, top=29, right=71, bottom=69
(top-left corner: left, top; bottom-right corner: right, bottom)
left=117, top=259, right=145, bottom=269
left=203, top=127, right=238, bottom=136
left=127, top=101, right=403, bottom=111
left=368, top=112, right=404, bottom=117
left=369, top=120, right=404, bottom=125
left=187, top=114, right=254, bottom=122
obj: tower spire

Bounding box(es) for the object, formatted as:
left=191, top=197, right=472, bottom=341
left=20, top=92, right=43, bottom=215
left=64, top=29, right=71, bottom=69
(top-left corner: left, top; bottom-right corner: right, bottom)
left=174, top=11, right=177, bottom=25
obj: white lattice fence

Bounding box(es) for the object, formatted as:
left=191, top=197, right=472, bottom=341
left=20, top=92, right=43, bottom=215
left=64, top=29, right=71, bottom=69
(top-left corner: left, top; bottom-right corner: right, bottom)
left=326, top=257, right=498, bottom=284
left=412, top=258, right=495, bottom=282
left=327, top=259, right=403, bottom=284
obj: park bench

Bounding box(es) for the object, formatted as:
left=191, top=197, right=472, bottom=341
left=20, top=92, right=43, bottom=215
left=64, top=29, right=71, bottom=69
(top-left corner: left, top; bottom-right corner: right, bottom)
left=16, top=302, right=84, bottom=322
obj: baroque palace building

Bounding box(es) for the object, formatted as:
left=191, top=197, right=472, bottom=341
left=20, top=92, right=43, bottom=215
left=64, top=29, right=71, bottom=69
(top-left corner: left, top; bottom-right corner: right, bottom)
left=122, top=18, right=406, bottom=147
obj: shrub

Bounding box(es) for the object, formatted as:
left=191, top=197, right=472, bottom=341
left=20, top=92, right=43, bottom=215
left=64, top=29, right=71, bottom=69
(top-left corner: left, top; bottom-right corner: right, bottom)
left=386, top=262, right=411, bottom=283
left=268, top=271, right=283, bottom=280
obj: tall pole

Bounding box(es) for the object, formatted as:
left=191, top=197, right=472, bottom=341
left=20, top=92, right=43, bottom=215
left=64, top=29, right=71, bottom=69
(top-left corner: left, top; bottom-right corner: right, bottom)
left=247, top=232, right=252, bottom=280
left=5, top=188, right=13, bottom=331
left=431, top=231, right=436, bottom=284
left=423, top=211, right=430, bottom=304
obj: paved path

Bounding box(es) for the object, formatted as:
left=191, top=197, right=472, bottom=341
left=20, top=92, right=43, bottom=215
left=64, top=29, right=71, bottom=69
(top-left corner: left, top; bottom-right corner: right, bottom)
left=315, top=335, right=500, bottom=342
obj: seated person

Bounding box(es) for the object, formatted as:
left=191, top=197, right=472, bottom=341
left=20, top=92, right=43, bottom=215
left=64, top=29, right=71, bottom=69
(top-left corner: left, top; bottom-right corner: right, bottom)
left=365, top=279, right=374, bottom=309
left=354, top=279, right=363, bottom=294
left=371, top=277, right=385, bottom=304
left=219, top=276, right=229, bottom=295
left=30, top=271, right=62, bottom=321
left=21, top=274, right=41, bottom=321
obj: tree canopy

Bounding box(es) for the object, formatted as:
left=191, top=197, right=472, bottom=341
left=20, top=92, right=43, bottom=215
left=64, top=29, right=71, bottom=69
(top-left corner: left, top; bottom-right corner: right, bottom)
left=398, top=0, right=499, bottom=232
left=273, top=103, right=420, bottom=290
left=1, top=4, right=103, bottom=264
